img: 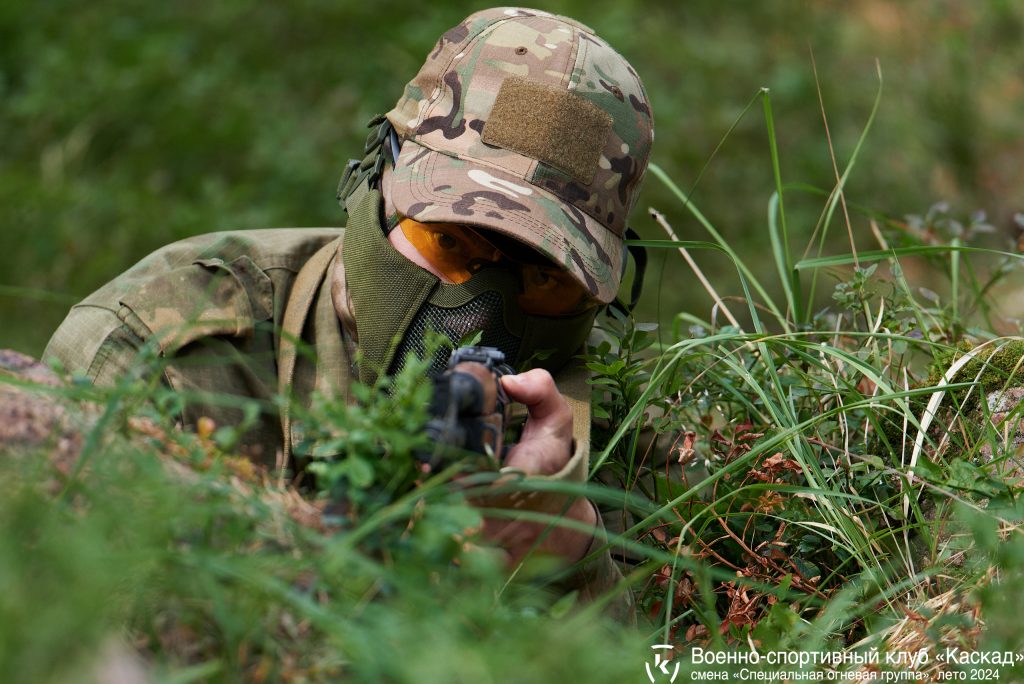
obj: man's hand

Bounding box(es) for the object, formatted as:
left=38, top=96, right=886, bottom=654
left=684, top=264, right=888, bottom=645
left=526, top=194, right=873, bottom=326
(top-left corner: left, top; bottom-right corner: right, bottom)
left=475, top=368, right=597, bottom=569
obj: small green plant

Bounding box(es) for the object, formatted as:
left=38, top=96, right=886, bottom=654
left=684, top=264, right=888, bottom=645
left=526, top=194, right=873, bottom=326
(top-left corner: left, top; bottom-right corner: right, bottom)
left=298, top=353, right=434, bottom=512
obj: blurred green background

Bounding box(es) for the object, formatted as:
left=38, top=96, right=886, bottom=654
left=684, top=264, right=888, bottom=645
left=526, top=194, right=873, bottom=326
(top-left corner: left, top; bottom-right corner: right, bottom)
left=2, top=0, right=1022, bottom=353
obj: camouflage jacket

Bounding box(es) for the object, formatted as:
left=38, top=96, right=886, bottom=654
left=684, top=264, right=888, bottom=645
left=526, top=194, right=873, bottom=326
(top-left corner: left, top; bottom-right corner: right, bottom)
left=46, top=228, right=343, bottom=467
left=44, top=225, right=633, bottom=618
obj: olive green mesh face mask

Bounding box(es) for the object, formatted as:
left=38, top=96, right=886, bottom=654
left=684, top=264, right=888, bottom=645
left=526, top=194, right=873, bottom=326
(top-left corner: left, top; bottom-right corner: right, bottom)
left=342, top=189, right=597, bottom=384
left=388, top=267, right=597, bottom=378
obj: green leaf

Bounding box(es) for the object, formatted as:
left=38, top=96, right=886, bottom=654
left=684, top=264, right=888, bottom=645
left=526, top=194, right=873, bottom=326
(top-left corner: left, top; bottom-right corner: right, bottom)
left=346, top=455, right=375, bottom=489
left=458, top=329, right=484, bottom=347
left=796, top=245, right=1024, bottom=270
left=549, top=590, right=579, bottom=619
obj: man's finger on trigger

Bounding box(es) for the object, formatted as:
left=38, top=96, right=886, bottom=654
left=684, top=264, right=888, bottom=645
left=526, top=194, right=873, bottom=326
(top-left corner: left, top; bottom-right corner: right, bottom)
left=501, top=369, right=570, bottom=423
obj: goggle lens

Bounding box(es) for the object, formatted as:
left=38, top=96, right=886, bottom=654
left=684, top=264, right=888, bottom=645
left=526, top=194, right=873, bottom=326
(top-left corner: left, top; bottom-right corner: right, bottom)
left=397, top=218, right=594, bottom=317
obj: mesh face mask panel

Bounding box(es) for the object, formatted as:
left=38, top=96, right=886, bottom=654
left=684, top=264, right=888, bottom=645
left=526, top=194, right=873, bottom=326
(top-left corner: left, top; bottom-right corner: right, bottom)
left=389, top=290, right=522, bottom=375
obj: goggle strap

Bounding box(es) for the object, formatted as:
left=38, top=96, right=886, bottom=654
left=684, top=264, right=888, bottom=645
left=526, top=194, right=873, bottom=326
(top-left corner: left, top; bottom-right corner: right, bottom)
left=620, top=226, right=647, bottom=312
left=384, top=212, right=401, bottom=234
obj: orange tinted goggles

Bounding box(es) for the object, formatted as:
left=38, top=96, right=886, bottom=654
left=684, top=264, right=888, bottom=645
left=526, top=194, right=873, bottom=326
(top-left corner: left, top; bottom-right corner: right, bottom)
left=397, top=217, right=595, bottom=317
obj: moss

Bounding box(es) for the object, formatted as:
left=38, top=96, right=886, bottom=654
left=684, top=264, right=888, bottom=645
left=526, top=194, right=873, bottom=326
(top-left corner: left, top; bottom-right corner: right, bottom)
left=935, top=340, right=1024, bottom=412
left=873, top=341, right=1024, bottom=463
left=927, top=340, right=975, bottom=386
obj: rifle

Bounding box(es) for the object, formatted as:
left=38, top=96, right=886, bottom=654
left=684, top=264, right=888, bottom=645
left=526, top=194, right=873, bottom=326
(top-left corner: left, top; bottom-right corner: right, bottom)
left=415, top=346, right=514, bottom=471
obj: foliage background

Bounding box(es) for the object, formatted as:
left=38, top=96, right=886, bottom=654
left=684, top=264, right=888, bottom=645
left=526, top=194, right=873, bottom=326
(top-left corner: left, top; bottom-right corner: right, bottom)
left=2, top=0, right=1023, bottom=352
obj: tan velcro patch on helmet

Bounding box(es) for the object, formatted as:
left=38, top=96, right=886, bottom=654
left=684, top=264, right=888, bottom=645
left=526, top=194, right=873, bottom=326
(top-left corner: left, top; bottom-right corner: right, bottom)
left=481, top=76, right=612, bottom=185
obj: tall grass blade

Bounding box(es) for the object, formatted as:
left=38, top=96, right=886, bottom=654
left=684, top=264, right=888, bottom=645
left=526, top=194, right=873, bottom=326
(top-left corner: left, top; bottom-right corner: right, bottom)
left=649, top=164, right=789, bottom=330
left=762, top=89, right=802, bottom=322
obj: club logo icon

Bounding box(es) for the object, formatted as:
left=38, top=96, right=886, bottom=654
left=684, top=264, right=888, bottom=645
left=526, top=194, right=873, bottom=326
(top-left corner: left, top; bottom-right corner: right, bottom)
left=645, top=644, right=680, bottom=683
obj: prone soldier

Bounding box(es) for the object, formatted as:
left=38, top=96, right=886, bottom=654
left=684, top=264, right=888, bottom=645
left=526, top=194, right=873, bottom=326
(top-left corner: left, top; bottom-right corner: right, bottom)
left=44, top=7, right=654, bottom=618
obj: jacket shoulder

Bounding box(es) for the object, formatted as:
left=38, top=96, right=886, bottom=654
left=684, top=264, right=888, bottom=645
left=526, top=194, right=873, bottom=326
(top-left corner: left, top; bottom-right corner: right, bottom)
left=77, top=228, right=342, bottom=309
left=45, top=228, right=345, bottom=376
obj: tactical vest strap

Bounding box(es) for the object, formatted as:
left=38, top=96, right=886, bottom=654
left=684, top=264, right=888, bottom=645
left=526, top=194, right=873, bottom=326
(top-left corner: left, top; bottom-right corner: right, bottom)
left=278, top=238, right=343, bottom=470
left=554, top=358, right=593, bottom=484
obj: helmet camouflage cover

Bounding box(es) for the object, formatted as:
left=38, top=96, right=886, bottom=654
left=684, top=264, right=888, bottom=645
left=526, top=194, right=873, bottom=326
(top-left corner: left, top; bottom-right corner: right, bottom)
left=385, top=7, right=654, bottom=304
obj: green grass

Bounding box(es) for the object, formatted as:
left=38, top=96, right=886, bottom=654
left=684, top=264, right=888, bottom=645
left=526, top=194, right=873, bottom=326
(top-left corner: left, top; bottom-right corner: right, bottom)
left=5, top=134, right=1024, bottom=679
left=575, top=93, right=1024, bottom=675
left=1, top=372, right=653, bottom=682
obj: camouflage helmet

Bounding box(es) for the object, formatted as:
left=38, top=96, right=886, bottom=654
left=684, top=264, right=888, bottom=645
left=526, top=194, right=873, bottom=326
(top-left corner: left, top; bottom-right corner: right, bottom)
left=385, top=7, right=653, bottom=304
